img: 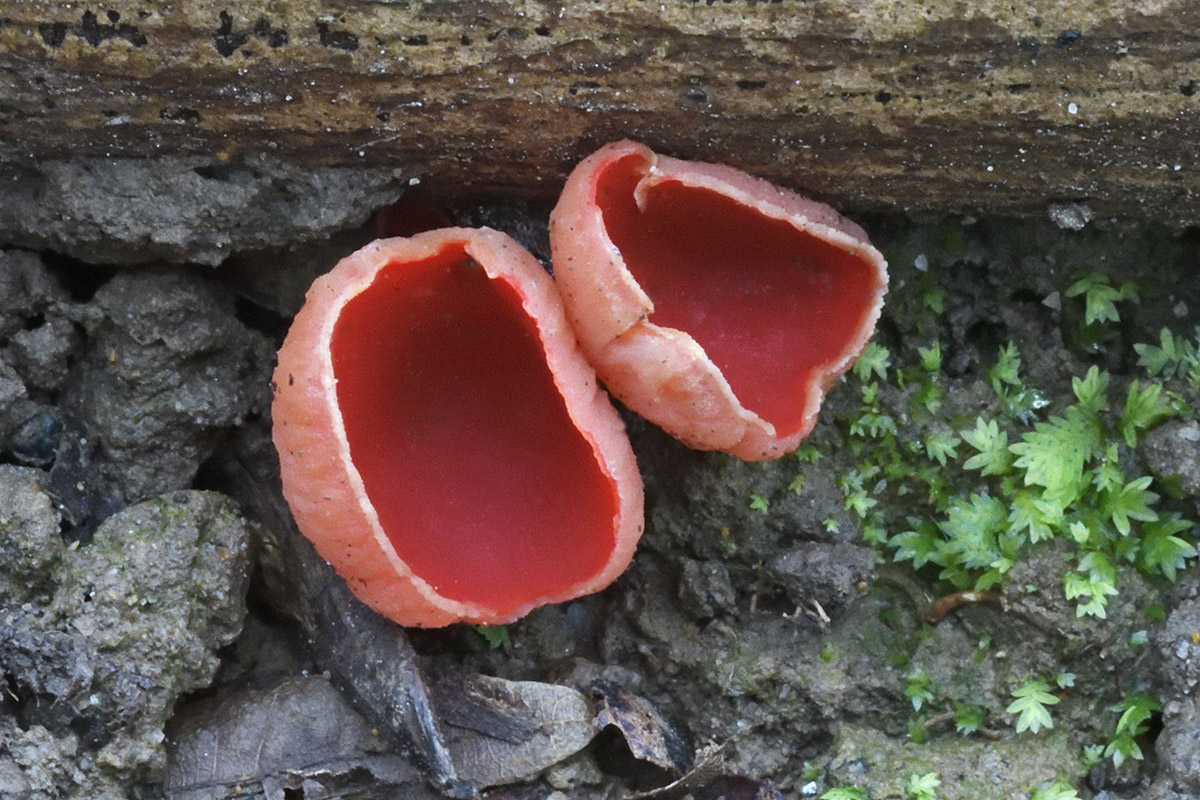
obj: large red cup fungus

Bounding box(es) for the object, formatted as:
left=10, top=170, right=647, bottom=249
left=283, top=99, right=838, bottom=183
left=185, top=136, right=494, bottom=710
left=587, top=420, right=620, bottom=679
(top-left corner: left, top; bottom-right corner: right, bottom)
left=272, top=228, right=644, bottom=627
left=550, top=140, right=889, bottom=461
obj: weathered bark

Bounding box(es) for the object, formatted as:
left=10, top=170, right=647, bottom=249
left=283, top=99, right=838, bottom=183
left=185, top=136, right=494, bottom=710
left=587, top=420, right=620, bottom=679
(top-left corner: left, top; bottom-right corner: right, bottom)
left=2, top=1, right=1199, bottom=225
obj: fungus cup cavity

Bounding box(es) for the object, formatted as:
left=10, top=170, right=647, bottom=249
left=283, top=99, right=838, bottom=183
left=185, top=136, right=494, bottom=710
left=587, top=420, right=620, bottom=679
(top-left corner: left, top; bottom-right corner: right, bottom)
left=272, top=228, right=643, bottom=627
left=550, top=140, right=889, bottom=461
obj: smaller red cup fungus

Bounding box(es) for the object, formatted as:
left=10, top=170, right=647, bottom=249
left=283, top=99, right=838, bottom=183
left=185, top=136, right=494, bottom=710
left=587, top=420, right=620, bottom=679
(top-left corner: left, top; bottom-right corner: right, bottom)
left=272, top=228, right=644, bottom=627
left=550, top=140, right=889, bottom=461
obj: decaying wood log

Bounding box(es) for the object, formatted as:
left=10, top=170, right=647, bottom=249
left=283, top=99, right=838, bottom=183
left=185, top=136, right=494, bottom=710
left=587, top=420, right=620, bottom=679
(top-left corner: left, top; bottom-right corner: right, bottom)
left=2, top=1, right=1198, bottom=225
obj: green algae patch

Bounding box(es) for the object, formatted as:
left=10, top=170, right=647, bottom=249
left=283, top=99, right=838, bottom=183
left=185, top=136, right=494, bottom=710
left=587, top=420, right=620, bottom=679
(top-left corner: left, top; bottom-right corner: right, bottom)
left=824, top=724, right=1084, bottom=799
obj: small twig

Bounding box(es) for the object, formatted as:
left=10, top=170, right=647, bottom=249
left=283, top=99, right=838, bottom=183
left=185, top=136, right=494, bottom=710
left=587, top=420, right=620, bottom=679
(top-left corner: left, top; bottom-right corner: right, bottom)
left=805, top=599, right=832, bottom=627
left=782, top=598, right=832, bottom=628
left=922, top=710, right=1005, bottom=740
left=921, top=590, right=1000, bottom=624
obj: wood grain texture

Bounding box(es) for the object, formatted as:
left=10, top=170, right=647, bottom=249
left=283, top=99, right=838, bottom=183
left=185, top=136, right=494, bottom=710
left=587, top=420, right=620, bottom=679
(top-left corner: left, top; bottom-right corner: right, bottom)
left=2, top=1, right=1199, bottom=224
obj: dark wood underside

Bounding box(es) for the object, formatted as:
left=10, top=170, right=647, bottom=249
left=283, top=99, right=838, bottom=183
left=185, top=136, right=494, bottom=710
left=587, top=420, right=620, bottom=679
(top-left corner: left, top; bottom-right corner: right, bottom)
left=2, top=1, right=1199, bottom=225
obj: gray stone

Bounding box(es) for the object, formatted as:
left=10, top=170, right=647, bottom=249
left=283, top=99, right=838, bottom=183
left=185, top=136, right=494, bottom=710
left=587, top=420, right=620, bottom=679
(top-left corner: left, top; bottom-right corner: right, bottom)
left=1154, top=598, right=1200, bottom=697
left=0, top=465, right=63, bottom=603
left=678, top=557, right=737, bottom=619
left=769, top=541, right=874, bottom=617
left=1151, top=697, right=1200, bottom=795
left=1143, top=420, right=1200, bottom=498
left=65, top=270, right=273, bottom=502
left=0, top=491, right=252, bottom=798
left=0, top=155, right=409, bottom=266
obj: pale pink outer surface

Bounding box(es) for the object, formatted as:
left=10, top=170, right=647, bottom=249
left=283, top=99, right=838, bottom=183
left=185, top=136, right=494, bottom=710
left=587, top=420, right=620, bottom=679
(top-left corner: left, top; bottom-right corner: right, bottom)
left=271, top=228, right=644, bottom=627
left=549, top=140, right=889, bottom=461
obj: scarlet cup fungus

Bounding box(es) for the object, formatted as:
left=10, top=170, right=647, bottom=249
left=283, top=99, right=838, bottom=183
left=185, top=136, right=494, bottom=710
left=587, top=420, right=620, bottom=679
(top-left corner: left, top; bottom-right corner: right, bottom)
left=272, top=228, right=644, bottom=627
left=550, top=140, right=888, bottom=461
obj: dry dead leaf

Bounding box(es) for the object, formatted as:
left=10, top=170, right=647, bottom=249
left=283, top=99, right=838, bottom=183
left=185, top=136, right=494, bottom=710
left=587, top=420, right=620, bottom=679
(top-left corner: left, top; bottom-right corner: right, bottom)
left=430, top=671, right=597, bottom=789
left=165, top=675, right=438, bottom=800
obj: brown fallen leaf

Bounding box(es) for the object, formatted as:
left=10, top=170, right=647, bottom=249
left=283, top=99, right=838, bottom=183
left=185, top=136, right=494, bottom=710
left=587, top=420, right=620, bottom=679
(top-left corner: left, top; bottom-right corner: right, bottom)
left=430, top=670, right=597, bottom=789
left=625, top=736, right=785, bottom=800
left=164, top=675, right=440, bottom=800
left=591, top=681, right=692, bottom=775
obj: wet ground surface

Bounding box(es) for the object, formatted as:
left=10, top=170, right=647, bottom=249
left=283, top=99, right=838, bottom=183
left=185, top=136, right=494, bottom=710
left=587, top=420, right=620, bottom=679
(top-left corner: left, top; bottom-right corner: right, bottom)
left=1, top=156, right=1199, bottom=799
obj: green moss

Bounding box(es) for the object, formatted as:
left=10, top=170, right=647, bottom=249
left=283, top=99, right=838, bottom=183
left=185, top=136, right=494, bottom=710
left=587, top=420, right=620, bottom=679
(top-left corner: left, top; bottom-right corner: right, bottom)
left=844, top=313, right=1198, bottom=617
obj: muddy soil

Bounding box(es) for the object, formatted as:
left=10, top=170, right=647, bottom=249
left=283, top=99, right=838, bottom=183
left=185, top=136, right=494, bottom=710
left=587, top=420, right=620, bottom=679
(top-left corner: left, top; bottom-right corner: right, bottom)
left=1, top=156, right=1198, bottom=799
